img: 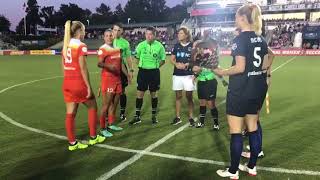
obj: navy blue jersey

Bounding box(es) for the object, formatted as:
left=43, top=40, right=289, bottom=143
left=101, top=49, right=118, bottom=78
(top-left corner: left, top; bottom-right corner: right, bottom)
left=172, top=42, right=193, bottom=76
left=229, top=31, right=268, bottom=99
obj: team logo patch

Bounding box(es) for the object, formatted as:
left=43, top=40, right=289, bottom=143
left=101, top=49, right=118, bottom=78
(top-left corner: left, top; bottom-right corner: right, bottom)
left=98, top=50, right=103, bottom=55
left=231, top=43, right=237, bottom=50
left=82, top=47, right=88, bottom=53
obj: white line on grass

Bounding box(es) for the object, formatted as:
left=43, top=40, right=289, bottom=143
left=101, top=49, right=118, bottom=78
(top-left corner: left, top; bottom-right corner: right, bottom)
left=2, top=57, right=315, bottom=178
left=96, top=100, right=224, bottom=180
left=1, top=111, right=319, bottom=176
left=96, top=55, right=299, bottom=180
left=272, top=56, right=297, bottom=73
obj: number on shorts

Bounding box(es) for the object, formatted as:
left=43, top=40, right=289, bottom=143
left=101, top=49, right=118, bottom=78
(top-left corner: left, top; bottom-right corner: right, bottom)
left=65, top=48, right=72, bottom=64
left=107, top=88, right=114, bottom=93
left=253, top=47, right=262, bottom=68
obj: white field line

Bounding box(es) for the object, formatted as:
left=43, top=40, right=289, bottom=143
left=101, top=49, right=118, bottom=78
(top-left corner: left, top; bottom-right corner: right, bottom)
left=2, top=57, right=315, bottom=179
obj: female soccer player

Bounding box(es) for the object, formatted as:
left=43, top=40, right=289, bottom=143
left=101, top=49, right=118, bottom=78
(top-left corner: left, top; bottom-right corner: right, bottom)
left=98, top=29, right=130, bottom=137
left=62, top=20, right=105, bottom=151
left=170, top=27, right=196, bottom=126
left=214, top=4, right=272, bottom=179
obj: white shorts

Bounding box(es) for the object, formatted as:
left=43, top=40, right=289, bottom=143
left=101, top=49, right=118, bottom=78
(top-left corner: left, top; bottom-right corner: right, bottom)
left=172, top=75, right=196, bottom=91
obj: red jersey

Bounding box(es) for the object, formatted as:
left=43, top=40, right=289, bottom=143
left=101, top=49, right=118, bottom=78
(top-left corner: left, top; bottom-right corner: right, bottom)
left=62, top=39, right=89, bottom=103
left=98, top=44, right=122, bottom=83
left=63, top=39, right=88, bottom=80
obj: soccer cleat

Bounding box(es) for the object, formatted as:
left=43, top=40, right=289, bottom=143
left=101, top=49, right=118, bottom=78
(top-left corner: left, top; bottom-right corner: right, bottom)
left=242, top=130, right=248, bottom=137
left=68, top=142, right=88, bottom=151
left=120, top=114, right=127, bottom=122
left=213, top=124, right=220, bottom=131
left=108, top=125, right=123, bottom=131
left=213, top=120, right=220, bottom=131
left=196, top=122, right=204, bottom=128
left=171, top=117, right=182, bottom=125
left=89, top=135, right=106, bottom=145
left=238, top=164, right=257, bottom=176
left=129, top=116, right=142, bottom=125
left=189, top=118, right=196, bottom=127
left=152, top=116, right=158, bottom=124
left=241, top=151, right=265, bottom=159
left=216, top=168, right=239, bottom=180
left=100, top=129, right=113, bottom=137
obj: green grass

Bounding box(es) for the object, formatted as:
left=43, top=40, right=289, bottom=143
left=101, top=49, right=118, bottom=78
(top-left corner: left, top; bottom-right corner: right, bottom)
left=0, top=55, right=319, bottom=180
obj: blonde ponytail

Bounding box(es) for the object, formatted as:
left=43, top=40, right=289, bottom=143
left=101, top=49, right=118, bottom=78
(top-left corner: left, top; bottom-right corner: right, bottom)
left=63, top=20, right=71, bottom=57
left=251, top=4, right=262, bottom=36
left=237, top=4, right=263, bottom=36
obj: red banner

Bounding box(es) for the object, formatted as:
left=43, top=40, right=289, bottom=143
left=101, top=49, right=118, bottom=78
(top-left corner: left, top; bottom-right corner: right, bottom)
left=220, top=49, right=320, bottom=56
left=191, top=8, right=216, bottom=16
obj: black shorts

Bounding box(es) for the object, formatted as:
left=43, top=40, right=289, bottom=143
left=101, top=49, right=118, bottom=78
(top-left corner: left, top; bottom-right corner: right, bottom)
left=121, top=65, right=128, bottom=88
left=137, top=68, right=160, bottom=92
left=226, top=92, right=265, bottom=117
left=197, top=79, right=217, bottom=100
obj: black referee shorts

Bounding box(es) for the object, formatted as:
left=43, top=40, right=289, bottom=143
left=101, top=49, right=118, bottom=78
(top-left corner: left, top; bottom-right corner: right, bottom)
left=137, top=68, right=160, bottom=92
left=121, top=64, right=128, bottom=89
left=197, top=79, right=217, bottom=100
left=226, top=92, right=265, bottom=117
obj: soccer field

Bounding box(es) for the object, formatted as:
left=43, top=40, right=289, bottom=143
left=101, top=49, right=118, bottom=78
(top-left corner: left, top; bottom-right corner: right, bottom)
left=0, top=55, right=320, bottom=180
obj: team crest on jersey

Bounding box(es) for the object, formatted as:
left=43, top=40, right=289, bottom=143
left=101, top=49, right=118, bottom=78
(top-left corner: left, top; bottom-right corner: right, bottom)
left=231, top=43, right=237, bottom=50
left=98, top=50, right=103, bottom=55
left=188, top=47, right=192, bottom=51
left=82, top=47, right=88, bottom=53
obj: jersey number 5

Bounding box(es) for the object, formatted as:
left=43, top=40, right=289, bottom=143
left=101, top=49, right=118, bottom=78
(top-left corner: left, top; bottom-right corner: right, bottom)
left=253, top=47, right=262, bottom=68
left=65, top=48, right=72, bottom=63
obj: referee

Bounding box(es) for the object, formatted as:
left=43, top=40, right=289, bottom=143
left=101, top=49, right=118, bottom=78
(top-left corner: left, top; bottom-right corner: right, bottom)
left=129, top=27, right=166, bottom=125
left=112, top=23, right=134, bottom=121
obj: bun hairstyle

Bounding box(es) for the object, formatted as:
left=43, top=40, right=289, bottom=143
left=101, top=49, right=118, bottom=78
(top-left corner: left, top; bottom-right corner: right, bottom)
left=237, top=4, right=263, bottom=36
left=62, top=20, right=85, bottom=56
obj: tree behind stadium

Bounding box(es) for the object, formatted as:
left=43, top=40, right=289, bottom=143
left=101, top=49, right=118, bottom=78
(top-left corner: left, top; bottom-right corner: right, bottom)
left=0, top=15, right=11, bottom=32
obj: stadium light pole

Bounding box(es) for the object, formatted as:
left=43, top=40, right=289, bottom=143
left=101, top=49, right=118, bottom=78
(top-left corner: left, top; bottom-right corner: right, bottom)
left=127, top=18, right=131, bottom=24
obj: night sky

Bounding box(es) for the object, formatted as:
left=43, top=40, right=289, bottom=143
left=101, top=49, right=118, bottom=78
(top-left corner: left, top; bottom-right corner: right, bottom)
left=1, top=0, right=184, bottom=30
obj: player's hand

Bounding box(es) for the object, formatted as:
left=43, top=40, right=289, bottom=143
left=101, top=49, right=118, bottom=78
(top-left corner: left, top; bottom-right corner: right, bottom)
left=267, top=77, right=271, bottom=88
left=192, top=66, right=201, bottom=74
left=175, top=63, right=185, bottom=70
left=86, top=87, right=93, bottom=99
left=213, top=68, right=223, bottom=76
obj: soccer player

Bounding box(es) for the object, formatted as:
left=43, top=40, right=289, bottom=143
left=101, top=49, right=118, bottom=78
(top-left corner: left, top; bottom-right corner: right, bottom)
left=191, top=39, right=220, bottom=130
left=241, top=20, right=275, bottom=159
left=214, top=4, right=271, bottom=179
left=170, top=27, right=196, bottom=126
left=129, top=26, right=166, bottom=125
left=98, top=29, right=130, bottom=137
left=61, top=20, right=106, bottom=151
left=112, top=23, right=134, bottom=121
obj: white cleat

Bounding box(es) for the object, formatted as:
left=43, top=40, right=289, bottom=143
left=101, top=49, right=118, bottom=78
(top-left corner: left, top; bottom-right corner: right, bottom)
left=238, top=164, right=257, bottom=176
left=216, top=168, right=239, bottom=180
left=241, top=151, right=265, bottom=159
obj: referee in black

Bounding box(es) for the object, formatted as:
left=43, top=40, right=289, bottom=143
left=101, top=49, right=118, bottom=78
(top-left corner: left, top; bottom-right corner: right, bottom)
left=129, top=27, right=166, bottom=125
